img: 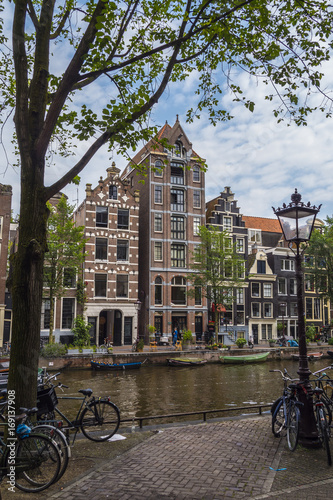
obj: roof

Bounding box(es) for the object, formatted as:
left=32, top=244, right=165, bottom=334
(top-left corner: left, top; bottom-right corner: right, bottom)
left=242, top=216, right=282, bottom=233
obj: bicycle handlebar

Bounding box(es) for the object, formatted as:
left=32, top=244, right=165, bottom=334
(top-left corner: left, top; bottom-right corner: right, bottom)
left=312, top=365, right=333, bottom=376
left=269, top=369, right=298, bottom=382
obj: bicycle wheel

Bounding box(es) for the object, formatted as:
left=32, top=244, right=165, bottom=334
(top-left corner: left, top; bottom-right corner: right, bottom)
left=33, top=424, right=70, bottom=480
left=10, top=433, right=61, bottom=493
left=286, top=401, right=300, bottom=452
left=272, top=400, right=286, bottom=437
left=80, top=400, right=120, bottom=442
left=318, top=408, right=332, bottom=466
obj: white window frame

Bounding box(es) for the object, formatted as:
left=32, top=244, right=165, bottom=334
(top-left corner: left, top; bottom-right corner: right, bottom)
left=264, top=302, right=272, bottom=318
left=154, top=241, right=163, bottom=261
left=236, top=239, right=244, bottom=253
left=252, top=302, right=260, bottom=318
left=263, top=283, right=272, bottom=298
left=278, top=277, right=287, bottom=295
left=154, top=213, right=163, bottom=232
left=154, top=185, right=163, bottom=204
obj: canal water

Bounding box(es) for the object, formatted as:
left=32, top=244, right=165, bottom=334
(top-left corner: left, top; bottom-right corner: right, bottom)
left=54, top=358, right=333, bottom=421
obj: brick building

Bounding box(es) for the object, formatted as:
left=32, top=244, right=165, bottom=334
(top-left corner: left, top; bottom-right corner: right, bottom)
left=122, top=118, right=207, bottom=342
left=0, top=184, right=12, bottom=347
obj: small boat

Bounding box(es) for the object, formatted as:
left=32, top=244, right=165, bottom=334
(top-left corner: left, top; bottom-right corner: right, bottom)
left=0, top=359, right=9, bottom=374
left=90, top=360, right=142, bottom=370
left=292, top=352, right=323, bottom=361
left=167, top=358, right=207, bottom=366
left=327, top=351, right=333, bottom=359
left=219, top=352, right=270, bottom=364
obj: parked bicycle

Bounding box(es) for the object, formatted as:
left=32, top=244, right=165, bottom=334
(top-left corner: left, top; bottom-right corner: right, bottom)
left=0, top=408, right=62, bottom=492
left=270, top=369, right=303, bottom=451
left=312, top=386, right=332, bottom=465
left=37, top=372, right=120, bottom=444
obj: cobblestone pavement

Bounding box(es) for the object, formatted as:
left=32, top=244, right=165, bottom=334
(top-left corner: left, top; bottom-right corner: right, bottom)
left=48, top=414, right=333, bottom=500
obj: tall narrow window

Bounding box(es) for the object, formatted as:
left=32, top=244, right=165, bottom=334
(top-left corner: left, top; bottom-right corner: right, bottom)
left=41, top=299, right=51, bottom=329
left=171, top=215, right=185, bottom=239
left=171, top=163, right=184, bottom=184
left=116, top=275, right=128, bottom=297
left=62, top=298, right=75, bottom=328
left=193, top=190, right=201, bottom=208
left=193, top=217, right=201, bottom=236
left=195, top=286, right=202, bottom=305
left=155, top=276, right=162, bottom=305
left=63, top=268, right=76, bottom=288
left=95, top=274, right=107, bottom=297
left=171, top=277, right=186, bottom=304
left=193, top=165, right=200, bottom=182
left=154, top=160, right=163, bottom=177
left=154, top=242, right=163, bottom=261
left=154, top=185, right=162, bottom=203
left=96, top=206, right=108, bottom=227
left=95, top=238, right=108, bottom=260
left=154, top=213, right=163, bottom=232
left=118, top=209, right=129, bottom=229
left=170, top=189, right=185, bottom=211
left=117, top=240, right=129, bottom=261
left=257, top=260, right=266, bottom=273
left=109, top=185, right=117, bottom=200
left=171, top=243, right=186, bottom=267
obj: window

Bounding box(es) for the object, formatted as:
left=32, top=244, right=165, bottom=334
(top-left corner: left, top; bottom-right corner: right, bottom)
left=117, top=209, right=129, bottom=229
left=252, top=303, right=260, bottom=318
left=264, top=303, right=272, bottom=318
left=193, top=165, right=200, bottom=182
left=193, top=217, right=201, bottom=236
left=224, top=259, right=233, bottom=278
left=278, top=302, right=287, bottom=316
left=62, top=298, right=75, bottom=329
left=195, top=286, right=202, bottom=305
left=251, top=282, right=260, bottom=297
left=154, top=242, right=163, bottom=261
left=314, top=298, right=321, bottom=319
left=262, top=324, right=273, bottom=340
left=278, top=278, right=286, bottom=294
left=236, top=261, right=245, bottom=279
left=236, top=239, right=244, bottom=253
left=154, top=160, right=163, bottom=177
left=281, top=259, right=295, bottom=271
left=117, top=240, right=129, bottom=261
left=170, top=163, right=184, bottom=185
left=257, top=260, right=266, bottom=274
left=171, top=243, right=186, bottom=267
left=174, top=141, right=184, bottom=158
left=63, top=268, right=76, bottom=288
left=41, top=299, right=51, bottom=329
left=95, top=274, right=107, bottom=297
left=224, top=238, right=232, bottom=250
left=116, top=275, right=128, bottom=297
left=171, top=215, right=185, bottom=239
left=95, top=238, right=108, bottom=260
left=154, top=185, right=162, bottom=203
left=171, top=276, right=186, bottom=305
left=109, top=185, right=117, bottom=200
left=155, top=276, right=162, bottom=305
left=193, top=190, right=201, bottom=208
left=290, top=302, right=298, bottom=316
left=96, top=206, right=108, bottom=227
left=236, top=289, right=244, bottom=304
left=263, top=283, right=272, bottom=298
left=305, top=274, right=314, bottom=292
left=171, top=189, right=185, bottom=211
left=249, top=229, right=261, bottom=244
left=306, top=298, right=312, bottom=318
left=224, top=217, right=232, bottom=231
left=154, top=213, right=163, bottom=232
left=235, top=311, right=245, bottom=325
left=304, top=255, right=314, bottom=267
left=290, top=278, right=297, bottom=295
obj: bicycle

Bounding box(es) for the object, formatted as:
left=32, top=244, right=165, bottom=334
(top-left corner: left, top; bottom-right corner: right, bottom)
left=313, top=386, right=332, bottom=466
left=311, top=365, right=333, bottom=421
left=0, top=410, right=62, bottom=493
left=37, top=372, right=120, bottom=444
left=270, top=369, right=303, bottom=451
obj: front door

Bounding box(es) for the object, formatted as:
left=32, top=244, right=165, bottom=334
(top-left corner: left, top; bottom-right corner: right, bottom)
left=114, top=311, right=122, bottom=345
left=252, top=324, right=259, bottom=344
left=172, top=316, right=187, bottom=334
left=124, top=317, right=132, bottom=345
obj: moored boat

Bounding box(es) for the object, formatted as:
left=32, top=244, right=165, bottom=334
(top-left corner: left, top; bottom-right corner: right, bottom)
left=167, top=358, right=207, bottom=366
left=90, top=360, right=142, bottom=370
left=219, top=351, right=270, bottom=364
left=292, top=352, right=323, bottom=361
left=327, top=350, right=333, bottom=359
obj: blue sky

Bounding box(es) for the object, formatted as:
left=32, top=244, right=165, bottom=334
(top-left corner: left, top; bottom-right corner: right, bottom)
left=1, top=5, right=333, bottom=223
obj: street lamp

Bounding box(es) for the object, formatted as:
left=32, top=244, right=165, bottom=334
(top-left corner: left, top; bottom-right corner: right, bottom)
left=273, top=189, right=321, bottom=446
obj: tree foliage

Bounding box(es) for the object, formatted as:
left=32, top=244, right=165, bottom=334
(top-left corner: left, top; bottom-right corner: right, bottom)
left=305, top=217, right=333, bottom=304
left=3, top=0, right=333, bottom=408
left=44, top=195, right=87, bottom=343
left=188, top=226, right=246, bottom=342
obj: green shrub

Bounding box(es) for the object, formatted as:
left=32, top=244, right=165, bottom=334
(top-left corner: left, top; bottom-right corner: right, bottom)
left=328, top=338, right=333, bottom=346
left=41, top=343, right=67, bottom=358
left=72, top=316, right=92, bottom=347
left=235, top=338, right=247, bottom=348
left=182, top=329, right=193, bottom=342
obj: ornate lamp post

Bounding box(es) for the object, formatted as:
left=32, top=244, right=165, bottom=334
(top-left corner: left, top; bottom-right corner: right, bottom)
left=273, top=189, right=321, bottom=445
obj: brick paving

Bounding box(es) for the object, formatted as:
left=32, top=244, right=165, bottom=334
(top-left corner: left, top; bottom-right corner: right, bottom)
left=47, top=414, right=333, bottom=499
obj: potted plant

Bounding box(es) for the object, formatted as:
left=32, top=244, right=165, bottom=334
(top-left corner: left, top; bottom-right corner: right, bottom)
left=72, top=315, right=92, bottom=353
left=182, top=329, right=193, bottom=350
left=135, top=338, right=145, bottom=352
left=235, top=338, right=247, bottom=348
left=269, top=339, right=276, bottom=347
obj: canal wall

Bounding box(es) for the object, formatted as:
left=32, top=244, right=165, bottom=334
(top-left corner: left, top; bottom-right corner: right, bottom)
left=39, top=345, right=333, bottom=371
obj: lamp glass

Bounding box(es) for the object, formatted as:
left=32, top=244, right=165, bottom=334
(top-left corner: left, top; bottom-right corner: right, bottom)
left=278, top=212, right=316, bottom=242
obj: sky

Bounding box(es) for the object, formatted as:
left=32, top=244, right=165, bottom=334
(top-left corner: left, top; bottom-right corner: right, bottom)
left=1, top=6, right=333, bottom=223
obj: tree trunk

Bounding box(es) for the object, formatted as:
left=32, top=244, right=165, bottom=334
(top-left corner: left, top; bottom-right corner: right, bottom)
left=7, top=174, right=49, bottom=409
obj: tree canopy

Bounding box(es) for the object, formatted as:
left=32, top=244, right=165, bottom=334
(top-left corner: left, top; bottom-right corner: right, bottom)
left=3, top=0, right=333, bottom=409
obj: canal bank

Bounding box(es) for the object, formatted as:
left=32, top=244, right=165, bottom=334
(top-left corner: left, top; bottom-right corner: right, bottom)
left=39, top=344, right=333, bottom=371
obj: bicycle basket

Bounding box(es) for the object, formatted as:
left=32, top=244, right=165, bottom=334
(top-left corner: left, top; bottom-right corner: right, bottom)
left=37, top=386, right=58, bottom=416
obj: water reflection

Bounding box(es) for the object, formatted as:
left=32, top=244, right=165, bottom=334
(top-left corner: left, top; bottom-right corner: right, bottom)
left=55, top=358, right=333, bottom=420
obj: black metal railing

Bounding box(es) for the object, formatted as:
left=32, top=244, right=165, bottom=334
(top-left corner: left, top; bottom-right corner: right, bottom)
left=120, top=403, right=272, bottom=429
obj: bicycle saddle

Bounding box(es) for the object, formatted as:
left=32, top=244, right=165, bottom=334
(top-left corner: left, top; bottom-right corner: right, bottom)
left=18, top=407, right=38, bottom=416
left=78, top=389, right=93, bottom=397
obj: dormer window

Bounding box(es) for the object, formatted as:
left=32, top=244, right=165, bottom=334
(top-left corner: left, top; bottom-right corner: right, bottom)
left=174, top=141, right=182, bottom=157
